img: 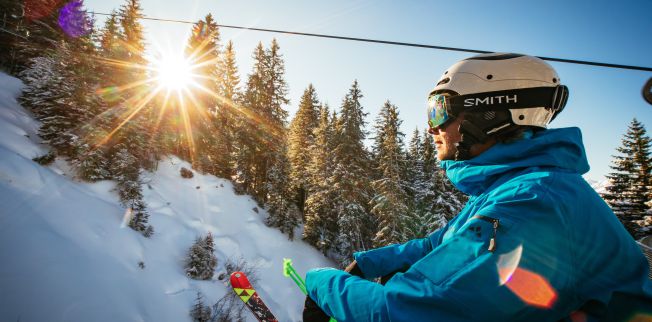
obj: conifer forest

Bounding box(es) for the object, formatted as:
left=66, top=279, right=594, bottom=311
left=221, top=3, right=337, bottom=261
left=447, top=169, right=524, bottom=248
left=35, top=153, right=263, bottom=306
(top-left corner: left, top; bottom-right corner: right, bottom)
left=1, top=0, right=649, bottom=270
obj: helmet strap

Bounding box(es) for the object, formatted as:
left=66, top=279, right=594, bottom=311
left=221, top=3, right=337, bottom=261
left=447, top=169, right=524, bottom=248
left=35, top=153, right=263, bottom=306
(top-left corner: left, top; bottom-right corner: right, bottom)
left=454, top=110, right=522, bottom=160
left=456, top=120, right=486, bottom=160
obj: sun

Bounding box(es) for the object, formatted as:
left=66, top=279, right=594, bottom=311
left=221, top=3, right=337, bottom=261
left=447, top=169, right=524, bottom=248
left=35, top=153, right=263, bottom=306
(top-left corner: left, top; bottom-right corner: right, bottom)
left=153, top=54, right=194, bottom=90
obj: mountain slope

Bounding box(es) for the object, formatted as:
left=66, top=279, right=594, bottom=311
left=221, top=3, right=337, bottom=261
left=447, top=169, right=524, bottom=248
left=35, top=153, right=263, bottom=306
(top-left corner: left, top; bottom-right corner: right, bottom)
left=0, top=72, right=333, bottom=322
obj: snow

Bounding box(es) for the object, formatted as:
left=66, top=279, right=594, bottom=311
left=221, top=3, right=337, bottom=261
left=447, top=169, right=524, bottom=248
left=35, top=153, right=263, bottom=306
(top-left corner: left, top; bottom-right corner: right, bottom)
left=0, top=72, right=334, bottom=322
left=584, top=176, right=609, bottom=194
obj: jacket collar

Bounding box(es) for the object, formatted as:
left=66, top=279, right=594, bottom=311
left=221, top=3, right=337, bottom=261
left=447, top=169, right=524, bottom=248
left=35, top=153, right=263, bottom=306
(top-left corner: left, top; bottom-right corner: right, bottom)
left=440, top=127, right=590, bottom=196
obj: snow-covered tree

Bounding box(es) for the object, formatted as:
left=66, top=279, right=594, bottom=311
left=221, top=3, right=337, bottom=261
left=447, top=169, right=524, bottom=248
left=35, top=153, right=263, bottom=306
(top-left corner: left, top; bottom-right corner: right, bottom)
left=234, top=39, right=290, bottom=204
left=97, top=10, right=126, bottom=90
left=331, top=81, right=374, bottom=261
left=10, top=0, right=70, bottom=72
left=212, top=40, right=242, bottom=178
left=19, top=13, right=98, bottom=157
left=190, top=291, right=212, bottom=322
left=128, top=199, right=154, bottom=237
left=183, top=14, right=224, bottom=175
left=73, top=108, right=116, bottom=181
left=185, top=233, right=218, bottom=280
left=118, top=0, right=146, bottom=69
left=98, top=11, right=122, bottom=57
left=303, top=105, right=339, bottom=254
left=233, top=42, right=266, bottom=197
left=370, top=101, right=409, bottom=247
left=0, top=0, right=27, bottom=73
left=403, top=128, right=445, bottom=239
left=603, top=118, right=652, bottom=238
left=109, top=146, right=153, bottom=237
left=288, top=84, right=320, bottom=212
left=265, top=140, right=300, bottom=239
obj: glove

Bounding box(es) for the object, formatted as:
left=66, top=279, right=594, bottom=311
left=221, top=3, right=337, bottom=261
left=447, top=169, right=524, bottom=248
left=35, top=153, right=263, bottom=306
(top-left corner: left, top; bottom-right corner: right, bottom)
left=303, top=295, right=330, bottom=322
left=303, top=260, right=361, bottom=322
left=344, top=260, right=364, bottom=278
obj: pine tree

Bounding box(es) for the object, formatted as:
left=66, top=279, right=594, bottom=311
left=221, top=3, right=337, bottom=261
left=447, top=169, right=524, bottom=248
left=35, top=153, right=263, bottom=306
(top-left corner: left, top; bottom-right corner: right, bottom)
left=370, top=101, right=409, bottom=247
left=184, top=14, right=223, bottom=174
left=74, top=119, right=113, bottom=182
left=303, top=105, right=339, bottom=254
left=190, top=291, right=212, bottom=322
left=330, top=81, right=374, bottom=261
left=128, top=199, right=154, bottom=237
left=402, top=128, right=445, bottom=239
left=263, top=39, right=290, bottom=126
left=406, top=128, right=422, bottom=194
left=97, top=10, right=125, bottom=90
left=107, top=0, right=156, bottom=172
left=254, top=39, right=290, bottom=203
left=234, top=40, right=290, bottom=203
left=288, top=84, right=320, bottom=212
left=109, top=146, right=153, bottom=236
left=118, top=0, right=146, bottom=69
left=213, top=40, right=241, bottom=178
left=186, top=14, right=221, bottom=83
left=265, top=139, right=300, bottom=239
left=185, top=233, right=218, bottom=280
left=603, top=118, right=652, bottom=239
left=12, top=0, right=68, bottom=72
left=19, top=0, right=99, bottom=157
left=403, top=128, right=426, bottom=237
left=0, top=0, right=27, bottom=73
left=234, top=42, right=267, bottom=196
left=99, top=11, right=122, bottom=57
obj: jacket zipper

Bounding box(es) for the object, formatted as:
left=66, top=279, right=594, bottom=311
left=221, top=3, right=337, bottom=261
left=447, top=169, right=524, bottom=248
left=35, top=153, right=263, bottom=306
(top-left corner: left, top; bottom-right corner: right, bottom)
left=471, top=215, right=500, bottom=252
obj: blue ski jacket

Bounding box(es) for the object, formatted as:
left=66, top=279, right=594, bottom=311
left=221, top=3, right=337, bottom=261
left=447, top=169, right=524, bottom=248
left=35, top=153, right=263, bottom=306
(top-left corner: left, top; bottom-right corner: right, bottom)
left=305, top=127, right=652, bottom=321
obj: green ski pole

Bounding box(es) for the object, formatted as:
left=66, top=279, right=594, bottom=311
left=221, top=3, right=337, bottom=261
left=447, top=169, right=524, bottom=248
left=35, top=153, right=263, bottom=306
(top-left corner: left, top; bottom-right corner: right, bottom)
left=283, top=258, right=337, bottom=322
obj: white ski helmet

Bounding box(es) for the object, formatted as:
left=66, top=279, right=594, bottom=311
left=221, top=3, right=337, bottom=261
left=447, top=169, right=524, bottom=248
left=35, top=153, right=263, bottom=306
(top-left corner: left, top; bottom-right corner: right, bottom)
left=427, top=53, right=569, bottom=159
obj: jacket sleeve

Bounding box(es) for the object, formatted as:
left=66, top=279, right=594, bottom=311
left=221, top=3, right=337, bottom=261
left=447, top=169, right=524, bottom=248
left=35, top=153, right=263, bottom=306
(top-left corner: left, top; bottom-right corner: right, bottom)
left=305, top=204, right=569, bottom=322
left=353, top=226, right=447, bottom=278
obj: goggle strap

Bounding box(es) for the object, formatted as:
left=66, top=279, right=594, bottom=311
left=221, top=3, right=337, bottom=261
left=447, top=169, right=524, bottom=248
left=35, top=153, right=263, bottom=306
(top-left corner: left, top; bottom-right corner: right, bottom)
left=447, top=86, right=562, bottom=115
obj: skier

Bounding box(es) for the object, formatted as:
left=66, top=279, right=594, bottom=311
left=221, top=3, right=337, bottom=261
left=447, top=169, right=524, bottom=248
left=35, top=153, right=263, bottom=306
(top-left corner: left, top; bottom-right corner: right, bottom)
left=303, top=53, right=652, bottom=321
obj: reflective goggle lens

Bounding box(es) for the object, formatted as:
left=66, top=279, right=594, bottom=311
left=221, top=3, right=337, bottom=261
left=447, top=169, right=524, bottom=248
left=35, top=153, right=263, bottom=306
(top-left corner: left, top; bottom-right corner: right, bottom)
left=427, top=94, right=449, bottom=129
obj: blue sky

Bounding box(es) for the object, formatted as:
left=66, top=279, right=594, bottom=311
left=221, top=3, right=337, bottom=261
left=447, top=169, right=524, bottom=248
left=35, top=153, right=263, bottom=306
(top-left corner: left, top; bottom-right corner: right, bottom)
left=84, top=0, right=652, bottom=181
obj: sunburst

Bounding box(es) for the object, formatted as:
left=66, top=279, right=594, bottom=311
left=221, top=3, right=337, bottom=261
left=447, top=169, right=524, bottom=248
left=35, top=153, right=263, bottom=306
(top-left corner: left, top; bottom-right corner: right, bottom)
left=85, top=35, right=282, bottom=166
left=151, top=52, right=196, bottom=91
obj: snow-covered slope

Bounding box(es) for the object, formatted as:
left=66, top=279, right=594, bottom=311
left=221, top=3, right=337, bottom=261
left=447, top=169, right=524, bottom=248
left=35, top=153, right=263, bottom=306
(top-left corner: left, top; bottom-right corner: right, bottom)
left=0, top=72, right=334, bottom=322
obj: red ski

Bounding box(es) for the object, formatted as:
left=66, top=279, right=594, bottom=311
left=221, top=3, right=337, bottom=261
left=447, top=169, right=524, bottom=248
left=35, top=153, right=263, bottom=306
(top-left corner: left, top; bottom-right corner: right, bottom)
left=230, top=271, right=278, bottom=322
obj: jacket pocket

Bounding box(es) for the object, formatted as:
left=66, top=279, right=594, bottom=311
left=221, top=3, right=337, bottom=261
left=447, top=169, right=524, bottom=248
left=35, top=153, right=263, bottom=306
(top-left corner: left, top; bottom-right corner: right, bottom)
left=411, top=214, right=515, bottom=287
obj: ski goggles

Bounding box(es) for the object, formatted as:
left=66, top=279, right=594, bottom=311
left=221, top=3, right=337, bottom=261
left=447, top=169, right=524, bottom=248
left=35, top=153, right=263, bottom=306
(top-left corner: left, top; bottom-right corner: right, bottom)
left=427, top=93, right=451, bottom=130
left=426, top=86, right=569, bottom=131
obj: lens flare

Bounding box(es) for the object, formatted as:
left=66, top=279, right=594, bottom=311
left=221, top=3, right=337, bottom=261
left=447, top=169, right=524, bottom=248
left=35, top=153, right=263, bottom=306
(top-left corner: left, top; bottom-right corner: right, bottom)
left=153, top=54, right=194, bottom=90
left=629, top=313, right=652, bottom=322
left=497, top=245, right=557, bottom=309
left=498, top=245, right=523, bottom=285
left=504, top=267, right=557, bottom=309
left=97, top=86, right=122, bottom=102
left=58, top=0, right=92, bottom=38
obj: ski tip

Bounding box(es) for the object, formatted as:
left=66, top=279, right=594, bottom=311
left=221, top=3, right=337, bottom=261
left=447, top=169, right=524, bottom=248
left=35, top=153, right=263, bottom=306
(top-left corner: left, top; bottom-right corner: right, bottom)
left=282, top=258, right=292, bottom=277
left=230, top=271, right=253, bottom=289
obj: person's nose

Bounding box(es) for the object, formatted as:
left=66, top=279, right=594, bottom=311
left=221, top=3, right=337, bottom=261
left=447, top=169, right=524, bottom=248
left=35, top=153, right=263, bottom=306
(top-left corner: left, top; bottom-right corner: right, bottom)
left=428, top=127, right=440, bottom=135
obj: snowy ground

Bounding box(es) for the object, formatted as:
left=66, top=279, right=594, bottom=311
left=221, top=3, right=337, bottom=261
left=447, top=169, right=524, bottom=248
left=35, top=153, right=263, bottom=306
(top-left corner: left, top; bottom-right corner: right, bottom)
left=0, top=72, right=334, bottom=322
